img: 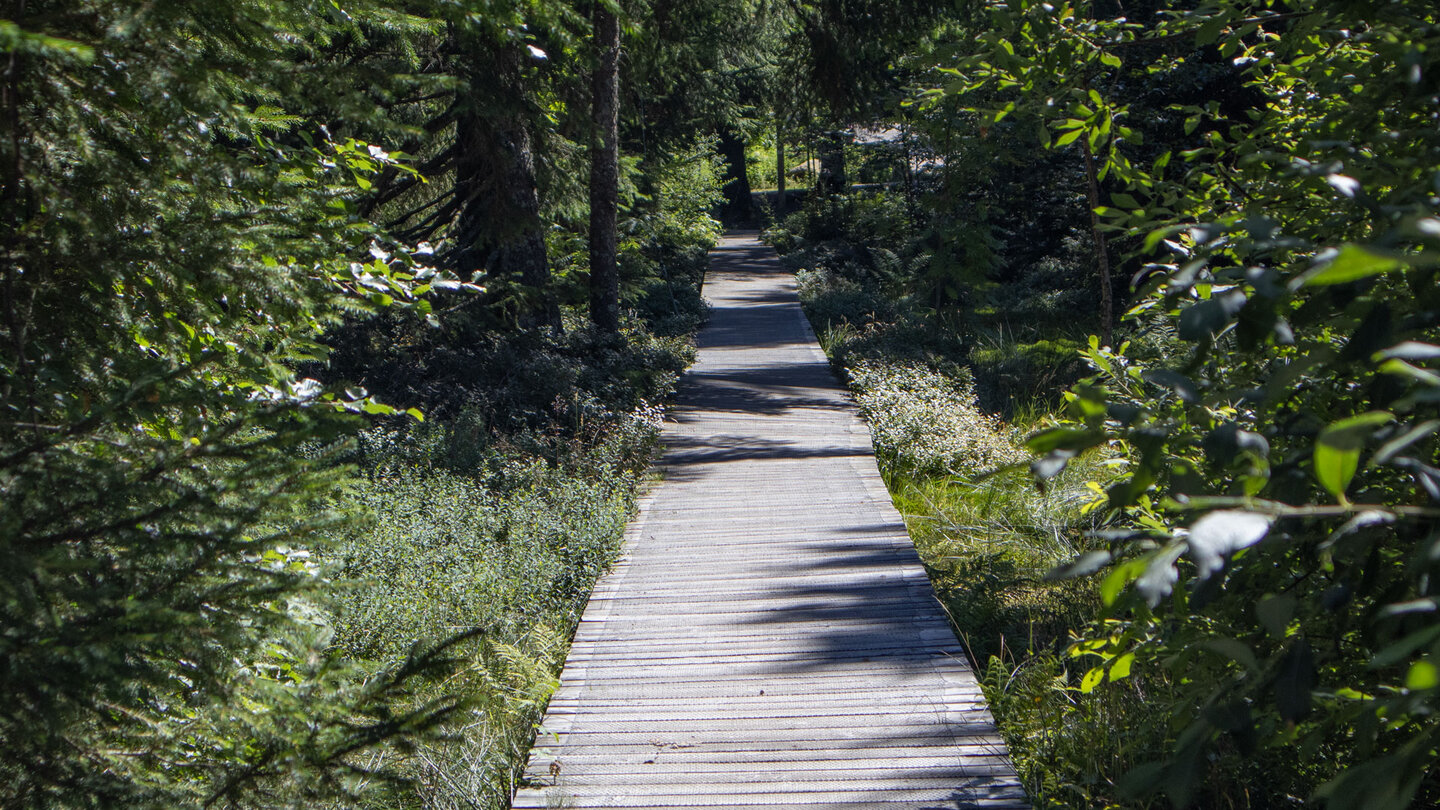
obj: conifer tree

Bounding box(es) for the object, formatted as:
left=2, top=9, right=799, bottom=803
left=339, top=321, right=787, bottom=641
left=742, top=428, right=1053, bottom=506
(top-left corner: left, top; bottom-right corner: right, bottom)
left=0, top=2, right=466, bottom=805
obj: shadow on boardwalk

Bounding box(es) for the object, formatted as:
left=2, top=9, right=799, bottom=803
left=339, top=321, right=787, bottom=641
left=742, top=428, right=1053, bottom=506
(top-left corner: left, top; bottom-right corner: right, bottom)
left=512, top=232, right=1029, bottom=810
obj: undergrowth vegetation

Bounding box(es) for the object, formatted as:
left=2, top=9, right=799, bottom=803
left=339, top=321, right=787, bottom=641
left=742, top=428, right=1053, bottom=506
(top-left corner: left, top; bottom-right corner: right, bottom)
left=326, top=433, right=642, bottom=807
left=779, top=203, right=1129, bottom=804
left=314, top=244, right=709, bottom=808
left=779, top=5, right=1440, bottom=802
left=780, top=185, right=1359, bottom=808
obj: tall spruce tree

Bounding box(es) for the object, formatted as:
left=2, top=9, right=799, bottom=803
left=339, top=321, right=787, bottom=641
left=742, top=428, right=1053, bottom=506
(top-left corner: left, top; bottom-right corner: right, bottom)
left=0, top=2, right=468, bottom=805
left=588, top=1, right=623, bottom=332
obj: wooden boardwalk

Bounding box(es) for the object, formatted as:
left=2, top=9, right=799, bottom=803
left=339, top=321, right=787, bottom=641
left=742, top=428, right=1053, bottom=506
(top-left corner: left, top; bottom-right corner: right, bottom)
left=512, top=233, right=1028, bottom=810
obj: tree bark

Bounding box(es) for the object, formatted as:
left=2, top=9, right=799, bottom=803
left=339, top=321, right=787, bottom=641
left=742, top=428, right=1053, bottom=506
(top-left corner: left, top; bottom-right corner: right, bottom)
left=774, top=118, right=786, bottom=217
left=453, top=44, right=559, bottom=331
left=1080, top=134, right=1115, bottom=348
left=818, top=130, right=848, bottom=195
left=717, top=128, right=753, bottom=225
left=589, top=3, right=621, bottom=333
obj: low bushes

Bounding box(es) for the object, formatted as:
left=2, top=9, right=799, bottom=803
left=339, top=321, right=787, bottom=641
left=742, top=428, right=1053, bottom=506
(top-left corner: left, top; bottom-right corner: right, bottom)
left=781, top=199, right=1159, bottom=807
left=323, top=432, right=648, bottom=808
left=795, top=257, right=1126, bottom=805
left=846, top=360, right=1022, bottom=478
left=305, top=187, right=709, bottom=808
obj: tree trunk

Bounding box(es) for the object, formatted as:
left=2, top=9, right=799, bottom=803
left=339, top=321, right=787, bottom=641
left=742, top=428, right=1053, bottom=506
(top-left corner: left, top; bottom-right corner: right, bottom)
left=818, top=130, right=848, bottom=194
left=718, top=128, right=753, bottom=225
left=453, top=44, right=559, bottom=331
left=1080, top=134, right=1115, bottom=348
left=589, top=3, right=621, bottom=333
left=774, top=119, right=786, bottom=217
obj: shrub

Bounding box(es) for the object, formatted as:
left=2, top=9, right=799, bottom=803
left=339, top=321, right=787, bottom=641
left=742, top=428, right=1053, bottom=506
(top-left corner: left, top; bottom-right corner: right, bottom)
left=321, top=451, right=636, bottom=809
left=847, top=359, right=1024, bottom=478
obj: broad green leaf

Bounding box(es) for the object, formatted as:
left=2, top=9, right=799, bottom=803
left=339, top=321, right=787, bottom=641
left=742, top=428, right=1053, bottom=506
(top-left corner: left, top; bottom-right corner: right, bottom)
left=1031, top=450, right=1074, bottom=480
left=1026, top=426, right=1104, bottom=454
left=1136, top=545, right=1184, bottom=607
left=1080, top=665, right=1106, bottom=693
left=1375, top=420, right=1440, bottom=464
left=1376, top=342, right=1440, bottom=362
left=1378, top=359, right=1440, bottom=387
left=1370, top=625, right=1440, bottom=668
left=1177, top=289, right=1246, bottom=341
left=1405, top=660, right=1438, bottom=690
left=1377, top=598, right=1440, bottom=619
left=1143, top=224, right=1188, bottom=252
left=1187, top=510, right=1273, bottom=579
left=1108, top=651, right=1135, bottom=682
left=1054, top=128, right=1084, bottom=147
left=1046, top=550, right=1111, bottom=580
left=1313, top=731, right=1431, bottom=810
left=1314, top=412, right=1394, bottom=497
left=1257, top=593, right=1296, bottom=639
left=1299, top=245, right=1405, bottom=287
left=1313, top=443, right=1359, bottom=498
left=1142, top=368, right=1200, bottom=402
left=1100, top=556, right=1150, bottom=606
left=1196, top=16, right=1227, bottom=45
left=1199, top=637, right=1260, bottom=674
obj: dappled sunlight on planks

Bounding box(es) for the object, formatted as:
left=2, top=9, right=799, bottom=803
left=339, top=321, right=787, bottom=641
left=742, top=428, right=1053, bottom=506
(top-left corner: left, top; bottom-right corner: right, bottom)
left=511, top=232, right=1028, bottom=810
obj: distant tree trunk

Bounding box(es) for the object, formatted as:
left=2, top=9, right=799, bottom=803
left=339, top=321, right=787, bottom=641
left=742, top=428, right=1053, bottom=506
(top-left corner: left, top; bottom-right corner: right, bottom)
left=589, top=3, right=621, bottom=333
left=901, top=119, right=916, bottom=215
left=818, top=130, right=847, bottom=194
left=718, top=128, right=753, bottom=224
left=1080, top=134, right=1114, bottom=347
left=774, top=119, right=786, bottom=217
left=453, top=45, right=559, bottom=331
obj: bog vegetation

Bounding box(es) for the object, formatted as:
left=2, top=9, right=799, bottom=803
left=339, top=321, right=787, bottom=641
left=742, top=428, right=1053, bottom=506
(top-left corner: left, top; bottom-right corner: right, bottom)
left=769, top=1, right=1440, bottom=807
left=3, top=0, right=1438, bottom=808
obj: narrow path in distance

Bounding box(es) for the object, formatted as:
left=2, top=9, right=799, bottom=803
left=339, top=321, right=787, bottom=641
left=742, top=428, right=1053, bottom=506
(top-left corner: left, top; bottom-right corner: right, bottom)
left=512, top=232, right=1028, bottom=810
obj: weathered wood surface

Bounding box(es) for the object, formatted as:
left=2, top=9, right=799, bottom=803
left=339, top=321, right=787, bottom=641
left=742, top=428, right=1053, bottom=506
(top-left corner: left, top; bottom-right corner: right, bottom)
left=512, top=233, right=1028, bottom=810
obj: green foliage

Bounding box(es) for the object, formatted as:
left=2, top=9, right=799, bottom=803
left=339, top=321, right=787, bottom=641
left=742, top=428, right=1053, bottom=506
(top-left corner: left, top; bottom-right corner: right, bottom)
left=322, top=436, right=648, bottom=808
left=770, top=189, right=923, bottom=297
left=647, top=135, right=727, bottom=249
left=801, top=269, right=1133, bottom=805
left=969, top=336, right=1087, bottom=416
left=309, top=150, right=709, bottom=807
left=0, top=1, right=478, bottom=806
left=331, top=460, right=630, bottom=659
left=847, top=360, right=1023, bottom=477
left=936, top=1, right=1440, bottom=805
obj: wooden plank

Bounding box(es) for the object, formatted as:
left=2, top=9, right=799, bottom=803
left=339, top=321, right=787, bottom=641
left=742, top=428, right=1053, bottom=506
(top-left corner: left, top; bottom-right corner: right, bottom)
left=521, top=749, right=1013, bottom=766
left=514, top=798, right=1030, bottom=810
left=525, top=745, right=1012, bottom=765
left=510, top=233, right=1026, bottom=809
left=521, top=777, right=1024, bottom=793
left=512, top=784, right=1030, bottom=808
